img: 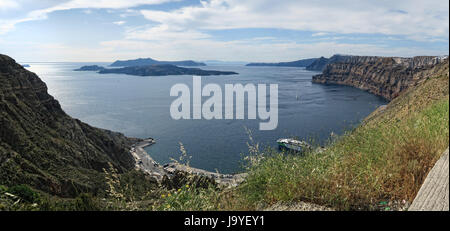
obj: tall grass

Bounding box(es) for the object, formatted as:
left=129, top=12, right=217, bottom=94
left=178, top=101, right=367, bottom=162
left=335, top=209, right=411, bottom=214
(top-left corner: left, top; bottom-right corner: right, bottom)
left=235, top=98, right=448, bottom=210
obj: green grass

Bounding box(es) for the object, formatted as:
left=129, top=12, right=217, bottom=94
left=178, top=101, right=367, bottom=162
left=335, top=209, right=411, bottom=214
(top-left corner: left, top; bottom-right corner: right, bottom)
left=232, top=78, right=449, bottom=210
left=147, top=68, right=450, bottom=211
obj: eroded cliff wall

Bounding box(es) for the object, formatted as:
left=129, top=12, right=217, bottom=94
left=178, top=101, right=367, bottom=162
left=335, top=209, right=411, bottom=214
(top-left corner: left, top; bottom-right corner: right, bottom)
left=0, top=54, right=137, bottom=197
left=312, top=55, right=448, bottom=100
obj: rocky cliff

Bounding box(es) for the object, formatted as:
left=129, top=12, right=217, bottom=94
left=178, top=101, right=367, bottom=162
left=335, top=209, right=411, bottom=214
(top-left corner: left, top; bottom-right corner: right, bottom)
left=306, top=54, right=354, bottom=71
left=312, top=55, right=448, bottom=100
left=0, top=54, right=138, bottom=197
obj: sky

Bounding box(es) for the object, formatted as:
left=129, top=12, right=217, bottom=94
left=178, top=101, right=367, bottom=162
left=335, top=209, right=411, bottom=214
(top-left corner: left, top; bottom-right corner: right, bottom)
left=0, top=0, right=448, bottom=62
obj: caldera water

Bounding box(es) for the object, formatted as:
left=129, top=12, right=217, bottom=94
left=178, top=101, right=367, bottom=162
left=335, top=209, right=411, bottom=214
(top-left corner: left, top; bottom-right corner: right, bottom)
left=27, top=62, right=387, bottom=173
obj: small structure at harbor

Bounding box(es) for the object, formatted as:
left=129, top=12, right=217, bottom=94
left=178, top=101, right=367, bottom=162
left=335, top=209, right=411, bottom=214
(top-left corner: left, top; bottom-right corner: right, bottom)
left=277, top=138, right=311, bottom=153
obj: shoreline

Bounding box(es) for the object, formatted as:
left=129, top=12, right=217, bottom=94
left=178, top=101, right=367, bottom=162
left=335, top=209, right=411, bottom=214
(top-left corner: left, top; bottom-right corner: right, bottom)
left=130, top=138, right=247, bottom=187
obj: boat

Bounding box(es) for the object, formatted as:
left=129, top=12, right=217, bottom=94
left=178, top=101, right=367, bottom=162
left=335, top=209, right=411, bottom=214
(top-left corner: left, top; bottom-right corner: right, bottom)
left=276, top=138, right=311, bottom=153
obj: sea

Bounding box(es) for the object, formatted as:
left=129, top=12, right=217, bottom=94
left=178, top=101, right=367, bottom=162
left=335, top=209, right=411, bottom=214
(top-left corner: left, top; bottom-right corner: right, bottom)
left=26, top=62, right=387, bottom=174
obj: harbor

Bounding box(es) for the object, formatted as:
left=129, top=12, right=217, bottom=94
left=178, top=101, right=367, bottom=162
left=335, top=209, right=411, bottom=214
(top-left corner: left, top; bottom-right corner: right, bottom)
left=130, top=138, right=247, bottom=187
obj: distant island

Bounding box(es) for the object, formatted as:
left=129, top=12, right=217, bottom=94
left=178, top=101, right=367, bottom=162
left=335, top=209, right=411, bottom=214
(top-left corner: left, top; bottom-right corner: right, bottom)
left=74, top=65, right=105, bottom=71
left=98, top=64, right=238, bottom=76
left=110, top=58, right=206, bottom=67
left=246, top=58, right=318, bottom=67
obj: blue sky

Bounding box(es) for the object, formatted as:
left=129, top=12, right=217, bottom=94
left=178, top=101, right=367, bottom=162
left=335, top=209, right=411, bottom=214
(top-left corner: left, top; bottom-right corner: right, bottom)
left=0, top=0, right=448, bottom=62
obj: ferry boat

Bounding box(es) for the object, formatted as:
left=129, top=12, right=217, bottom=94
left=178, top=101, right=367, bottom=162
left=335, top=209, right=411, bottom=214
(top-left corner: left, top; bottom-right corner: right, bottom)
left=276, top=138, right=311, bottom=153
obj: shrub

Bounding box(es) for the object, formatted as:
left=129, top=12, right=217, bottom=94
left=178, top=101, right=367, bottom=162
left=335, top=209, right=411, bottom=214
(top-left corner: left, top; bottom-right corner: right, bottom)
left=74, top=193, right=101, bottom=211
left=0, top=185, right=7, bottom=193
left=8, top=184, right=40, bottom=203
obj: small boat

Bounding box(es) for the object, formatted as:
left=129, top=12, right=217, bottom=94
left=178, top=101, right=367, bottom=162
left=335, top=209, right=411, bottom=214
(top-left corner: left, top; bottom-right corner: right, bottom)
left=276, top=138, right=311, bottom=153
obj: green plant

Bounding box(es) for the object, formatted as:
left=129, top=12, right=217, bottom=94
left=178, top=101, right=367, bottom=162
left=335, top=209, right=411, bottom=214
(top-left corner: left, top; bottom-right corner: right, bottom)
left=74, top=193, right=101, bottom=211
left=154, top=183, right=221, bottom=211
left=0, top=185, right=7, bottom=193
left=8, top=184, right=40, bottom=203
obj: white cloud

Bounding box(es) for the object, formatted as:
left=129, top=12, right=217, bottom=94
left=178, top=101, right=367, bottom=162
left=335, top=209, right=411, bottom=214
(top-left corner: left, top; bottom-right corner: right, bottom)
left=312, top=32, right=329, bottom=37
left=1, top=0, right=448, bottom=61
left=97, top=38, right=447, bottom=62
left=0, top=0, right=178, bottom=34
left=113, top=20, right=126, bottom=25
left=140, top=0, right=449, bottom=41
left=125, top=24, right=211, bottom=41
left=0, top=0, right=19, bottom=10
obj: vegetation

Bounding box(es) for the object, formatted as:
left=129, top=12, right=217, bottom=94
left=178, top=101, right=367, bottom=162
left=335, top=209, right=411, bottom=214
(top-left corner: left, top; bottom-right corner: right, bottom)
left=230, top=64, right=449, bottom=210
left=1, top=54, right=448, bottom=211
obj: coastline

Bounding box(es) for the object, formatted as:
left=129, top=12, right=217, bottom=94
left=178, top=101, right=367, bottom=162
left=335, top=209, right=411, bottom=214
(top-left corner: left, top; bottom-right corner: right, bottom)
left=131, top=138, right=247, bottom=187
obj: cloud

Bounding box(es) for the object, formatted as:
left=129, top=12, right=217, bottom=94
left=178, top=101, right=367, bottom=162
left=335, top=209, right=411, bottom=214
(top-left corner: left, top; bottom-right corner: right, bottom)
left=1, top=0, right=448, bottom=61
left=140, top=0, right=449, bottom=41
left=312, top=32, right=329, bottom=37
left=113, top=20, right=126, bottom=25
left=0, top=0, right=19, bottom=10
left=125, top=24, right=211, bottom=41
left=98, top=38, right=447, bottom=62
left=0, top=0, right=177, bottom=34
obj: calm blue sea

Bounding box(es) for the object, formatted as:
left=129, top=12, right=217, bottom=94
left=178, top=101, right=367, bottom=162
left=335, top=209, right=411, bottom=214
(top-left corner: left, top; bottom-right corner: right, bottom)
left=26, top=62, right=387, bottom=173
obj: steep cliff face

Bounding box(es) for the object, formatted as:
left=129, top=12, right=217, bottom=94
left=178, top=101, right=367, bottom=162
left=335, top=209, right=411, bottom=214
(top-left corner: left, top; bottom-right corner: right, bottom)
left=0, top=54, right=137, bottom=197
left=306, top=54, right=354, bottom=71
left=312, top=55, right=448, bottom=100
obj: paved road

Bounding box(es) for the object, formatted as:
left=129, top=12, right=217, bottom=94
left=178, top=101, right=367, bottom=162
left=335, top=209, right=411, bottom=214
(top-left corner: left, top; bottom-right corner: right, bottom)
left=130, top=138, right=167, bottom=181
left=409, top=148, right=449, bottom=211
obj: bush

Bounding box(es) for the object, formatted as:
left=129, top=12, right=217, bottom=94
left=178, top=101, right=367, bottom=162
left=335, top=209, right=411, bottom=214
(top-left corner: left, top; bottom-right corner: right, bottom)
left=74, top=193, right=101, bottom=211
left=8, top=185, right=40, bottom=203
left=0, top=185, right=7, bottom=193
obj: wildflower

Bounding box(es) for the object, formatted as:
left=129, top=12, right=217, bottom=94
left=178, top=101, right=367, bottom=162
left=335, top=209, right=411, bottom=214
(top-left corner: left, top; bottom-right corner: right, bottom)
left=168, top=193, right=172, bottom=197
left=161, top=194, right=166, bottom=198
left=178, top=189, right=181, bottom=192
left=186, top=184, right=189, bottom=188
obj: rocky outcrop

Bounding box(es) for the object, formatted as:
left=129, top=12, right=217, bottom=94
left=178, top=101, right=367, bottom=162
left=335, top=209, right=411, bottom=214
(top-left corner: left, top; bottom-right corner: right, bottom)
left=0, top=54, right=139, bottom=197
left=246, top=58, right=318, bottom=67
left=74, top=65, right=105, bottom=71
left=312, top=55, right=448, bottom=100
left=99, top=64, right=238, bottom=76
left=110, top=58, right=206, bottom=67
left=306, top=54, right=354, bottom=71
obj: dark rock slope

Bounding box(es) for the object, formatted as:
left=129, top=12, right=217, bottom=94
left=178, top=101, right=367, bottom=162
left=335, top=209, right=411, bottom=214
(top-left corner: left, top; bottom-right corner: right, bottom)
left=0, top=54, right=138, bottom=197
left=110, top=58, right=206, bottom=67
left=74, top=65, right=105, bottom=71
left=306, top=54, right=354, bottom=71
left=99, top=64, right=238, bottom=76
left=312, top=55, right=448, bottom=100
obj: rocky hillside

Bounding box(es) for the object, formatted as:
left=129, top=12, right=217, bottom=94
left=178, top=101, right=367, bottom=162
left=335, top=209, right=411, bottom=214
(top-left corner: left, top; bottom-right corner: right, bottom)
left=312, top=55, right=448, bottom=100
left=98, top=64, right=238, bottom=76
left=110, top=57, right=206, bottom=67
left=246, top=58, right=318, bottom=67
left=305, top=54, right=354, bottom=71
left=0, top=54, right=139, bottom=197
